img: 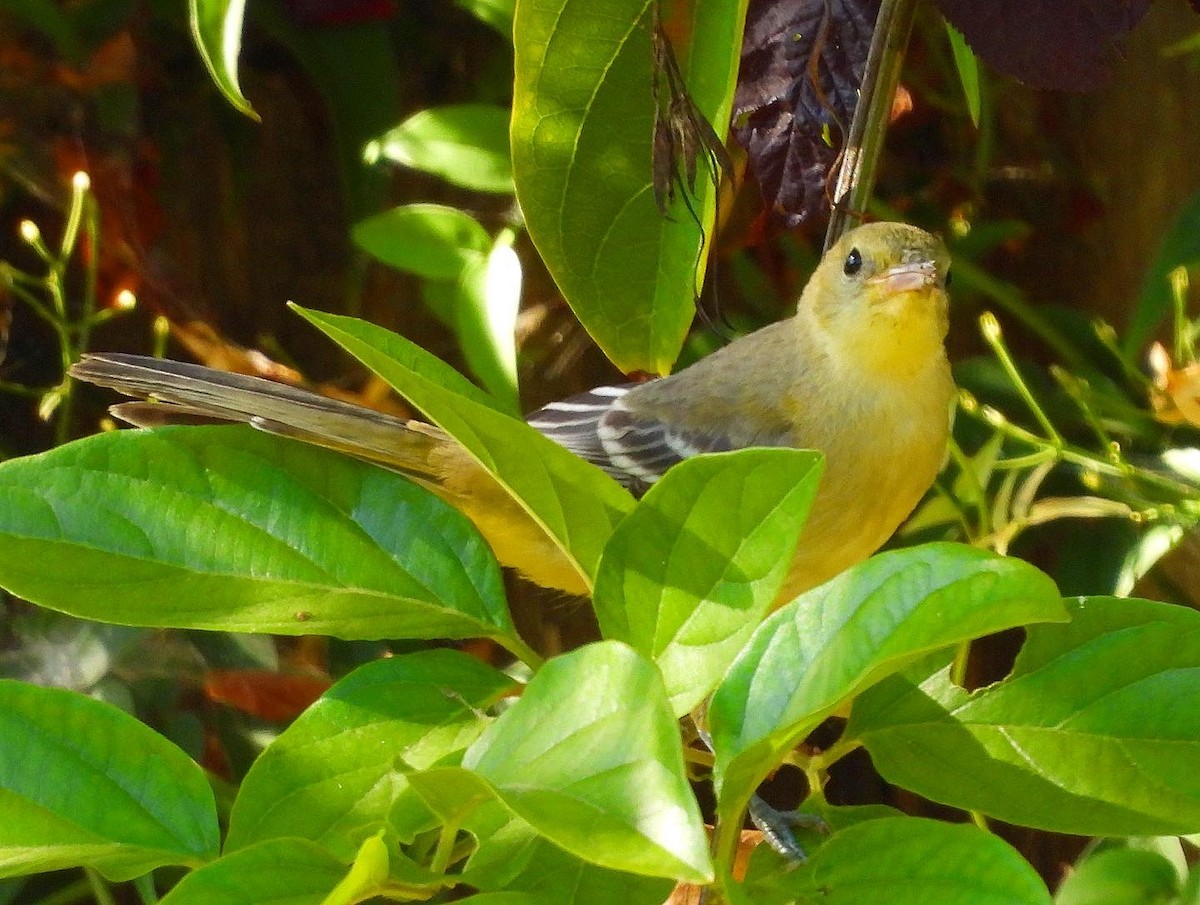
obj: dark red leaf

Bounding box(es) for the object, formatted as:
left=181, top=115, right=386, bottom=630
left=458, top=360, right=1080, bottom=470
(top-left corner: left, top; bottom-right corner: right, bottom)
left=936, top=0, right=1151, bottom=91
left=205, top=669, right=331, bottom=721
left=732, top=0, right=879, bottom=227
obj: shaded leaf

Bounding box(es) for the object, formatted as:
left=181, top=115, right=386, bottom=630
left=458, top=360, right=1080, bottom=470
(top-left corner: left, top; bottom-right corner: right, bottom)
left=852, top=596, right=1200, bottom=836
left=935, top=0, right=1151, bottom=91
left=945, top=20, right=981, bottom=126
left=0, top=680, right=219, bottom=881
left=455, top=0, right=515, bottom=38
left=732, top=0, right=877, bottom=226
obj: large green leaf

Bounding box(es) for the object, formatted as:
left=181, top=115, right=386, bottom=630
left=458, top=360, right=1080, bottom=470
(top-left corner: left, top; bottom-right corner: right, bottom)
left=156, top=838, right=349, bottom=905
left=742, top=817, right=1050, bottom=905
left=226, top=651, right=515, bottom=860
left=851, top=596, right=1200, bottom=836
left=0, top=680, right=218, bottom=881
left=511, top=0, right=745, bottom=373
left=409, top=642, right=712, bottom=883
left=708, top=544, right=1066, bottom=837
left=0, top=427, right=519, bottom=646
left=293, top=305, right=635, bottom=589
left=594, top=448, right=822, bottom=716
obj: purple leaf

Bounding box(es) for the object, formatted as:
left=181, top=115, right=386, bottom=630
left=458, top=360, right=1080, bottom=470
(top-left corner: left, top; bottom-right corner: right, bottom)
left=936, top=0, right=1152, bottom=91
left=732, top=0, right=878, bottom=227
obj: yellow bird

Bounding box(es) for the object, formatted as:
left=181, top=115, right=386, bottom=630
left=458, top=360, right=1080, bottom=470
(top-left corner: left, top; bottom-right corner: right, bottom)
left=70, top=221, right=953, bottom=603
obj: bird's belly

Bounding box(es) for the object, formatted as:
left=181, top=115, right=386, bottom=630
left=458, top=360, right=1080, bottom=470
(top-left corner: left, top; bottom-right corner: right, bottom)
left=776, top=404, right=949, bottom=604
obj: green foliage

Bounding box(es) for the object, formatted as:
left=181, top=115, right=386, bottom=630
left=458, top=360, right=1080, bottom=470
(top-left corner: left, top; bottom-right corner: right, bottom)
left=365, top=105, right=515, bottom=194
left=4, top=312, right=1200, bottom=899
left=511, top=0, right=742, bottom=374
left=0, top=426, right=518, bottom=647
left=0, top=680, right=219, bottom=881
left=3, top=0, right=1200, bottom=902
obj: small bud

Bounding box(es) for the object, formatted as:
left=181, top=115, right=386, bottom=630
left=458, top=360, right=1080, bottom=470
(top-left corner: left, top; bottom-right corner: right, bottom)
left=1093, top=319, right=1117, bottom=344
left=114, top=289, right=137, bottom=310
left=979, top=311, right=1002, bottom=343
left=72, top=171, right=91, bottom=193
left=19, top=220, right=40, bottom=243
left=980, top=405, right=1006, bottom=427
left=1080, top=469, right=1101, bottom=491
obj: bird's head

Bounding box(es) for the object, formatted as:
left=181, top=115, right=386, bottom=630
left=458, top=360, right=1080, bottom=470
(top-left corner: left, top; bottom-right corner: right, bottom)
left=801, top=221, right=951, bottom=379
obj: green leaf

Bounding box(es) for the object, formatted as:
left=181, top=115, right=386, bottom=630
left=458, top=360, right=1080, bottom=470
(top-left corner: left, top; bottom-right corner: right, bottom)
left=412, top=642, right=712, bottom=882
left=945, top=20, right=982, bottom=126
left=188, top=0, right=258, bottom=120
left=423, top=236, right=522, bottom=415
left=455, top=0, right=516, bottom=38
left=1055, top=848, right=1179, bottom=905
left=1124, top=189, right=1200, bottom=355
left=320, top=832, right=393, bottom=905
left=594, top=448, right=822, bottom=716
left=0, top=680, right=219, bottom=881
left=157, top=838, right=347, bottom=905
left=292, top=305, right=635, bottom=590
left=226, top=651, right=515, bottom=859
left=366, top=105, right=515, bottom=193
left=0, top=427, right=518, bottom=645
left=511, top=0, right=744, bottom=373
left=744, top=817, right=1050, bottom=905
left=462, top=803, right=675, bottom=904
left=708, top=544, right=1065, bottom=828
left=352, top=204, right=491, bottom=281
left=852, top=596, right=1200, bottom=836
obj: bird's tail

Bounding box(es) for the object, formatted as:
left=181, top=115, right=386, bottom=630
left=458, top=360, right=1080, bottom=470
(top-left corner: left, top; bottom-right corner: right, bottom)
left=68, top=353, right=448, bottom=482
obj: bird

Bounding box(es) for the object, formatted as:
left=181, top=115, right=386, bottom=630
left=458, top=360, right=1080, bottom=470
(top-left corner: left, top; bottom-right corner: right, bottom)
left=69, top=221, right=954, bottom=604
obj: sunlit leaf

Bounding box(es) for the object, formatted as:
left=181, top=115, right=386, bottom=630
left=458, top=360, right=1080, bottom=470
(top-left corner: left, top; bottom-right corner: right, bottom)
left=0, top=680, right=219, bottom=881
left=852, top=596, right=1200, bottom=836
left=366, top=105, right=514, bottom=194
left=188, top=0, right=258, bottom=120
left=0, top=427, right=516, bottom=644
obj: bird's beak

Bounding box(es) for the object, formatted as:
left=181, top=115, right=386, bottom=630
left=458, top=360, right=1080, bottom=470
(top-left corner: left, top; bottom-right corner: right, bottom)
left=866, top=260, right=939, bottom=296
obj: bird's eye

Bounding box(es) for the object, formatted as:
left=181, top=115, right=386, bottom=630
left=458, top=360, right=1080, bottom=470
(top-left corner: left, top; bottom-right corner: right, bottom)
left=944, top=268, right=953, bottom=288
left=843, top=248, right=863, bottom=276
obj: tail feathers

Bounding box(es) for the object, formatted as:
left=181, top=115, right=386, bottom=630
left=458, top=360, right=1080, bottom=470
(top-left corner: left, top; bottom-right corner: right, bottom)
left=71, top=353, right=448, bottom=481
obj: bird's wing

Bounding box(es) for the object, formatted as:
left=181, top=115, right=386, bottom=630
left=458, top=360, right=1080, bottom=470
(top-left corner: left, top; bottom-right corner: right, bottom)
left=526, top=384, right=735, bottom=494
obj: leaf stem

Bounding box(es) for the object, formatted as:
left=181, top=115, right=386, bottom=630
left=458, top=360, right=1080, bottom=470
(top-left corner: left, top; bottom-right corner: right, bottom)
left=825, top=0, right=920, bottom=249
